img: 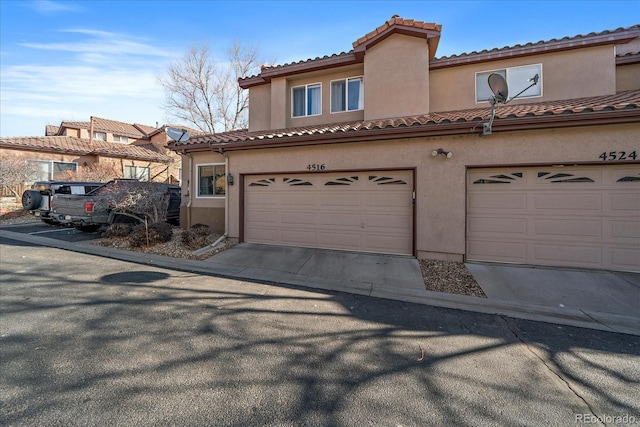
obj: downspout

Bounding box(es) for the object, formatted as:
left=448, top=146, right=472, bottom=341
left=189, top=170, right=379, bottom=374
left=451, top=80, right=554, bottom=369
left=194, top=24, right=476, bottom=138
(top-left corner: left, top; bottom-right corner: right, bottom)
left=184, top=151, right=193, bottom=228
left=218, top=146, right=229, bottom=239
left=194, top=145, right=228, bottom=254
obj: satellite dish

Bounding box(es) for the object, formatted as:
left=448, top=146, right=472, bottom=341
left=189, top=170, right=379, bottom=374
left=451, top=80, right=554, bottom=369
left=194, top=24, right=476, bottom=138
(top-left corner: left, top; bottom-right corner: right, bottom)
left=488, top=73, right=508, bottom=104
left=166, top=127, right=189, bottom=143
left=478, top=72, right=539, bottom=136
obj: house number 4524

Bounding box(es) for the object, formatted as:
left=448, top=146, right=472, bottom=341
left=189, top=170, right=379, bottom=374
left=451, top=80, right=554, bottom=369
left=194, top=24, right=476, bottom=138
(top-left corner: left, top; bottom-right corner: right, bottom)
left=307, top=163, right=326, bottom=171
left=599, top=151, right=637, bottom=161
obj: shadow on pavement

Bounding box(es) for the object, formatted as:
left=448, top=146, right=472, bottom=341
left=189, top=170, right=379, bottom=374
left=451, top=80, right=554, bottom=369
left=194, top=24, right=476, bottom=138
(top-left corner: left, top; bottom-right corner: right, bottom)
left=1, top=252, right=639, bottom=425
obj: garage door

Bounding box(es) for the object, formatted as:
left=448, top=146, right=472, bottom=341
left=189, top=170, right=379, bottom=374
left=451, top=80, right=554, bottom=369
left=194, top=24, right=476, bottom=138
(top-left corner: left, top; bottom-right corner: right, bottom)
left=467, top=165, right=640, bottom=272
left=244, top=170, right=413, bottom=255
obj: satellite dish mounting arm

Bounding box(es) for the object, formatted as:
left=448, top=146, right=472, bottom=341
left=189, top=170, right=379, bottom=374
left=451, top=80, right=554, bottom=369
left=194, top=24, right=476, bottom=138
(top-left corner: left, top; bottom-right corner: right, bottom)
left=508, top=74, right=539, bottom=102
left=479, top=73, right=539, bottom=136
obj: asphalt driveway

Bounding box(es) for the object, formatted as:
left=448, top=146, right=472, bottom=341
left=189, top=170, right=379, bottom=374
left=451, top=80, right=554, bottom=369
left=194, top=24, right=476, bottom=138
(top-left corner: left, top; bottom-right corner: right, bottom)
left=2, top=239, right=639, bottom=426
left=1, top=225, right=639, bottom=335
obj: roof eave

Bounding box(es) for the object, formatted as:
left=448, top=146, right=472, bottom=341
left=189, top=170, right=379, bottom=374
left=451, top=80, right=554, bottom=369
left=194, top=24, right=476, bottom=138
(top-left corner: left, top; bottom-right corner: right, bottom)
left=239, top=53, right=359, bottom=89
left=431, top=32, right=640, bottom=69
left=198, top=109, right=640, bottom=152
left=617, top=53, right=640, bottom=65
left=0, top=142, right=172, bottom=163
left=353, top=26, right=442, bottom=60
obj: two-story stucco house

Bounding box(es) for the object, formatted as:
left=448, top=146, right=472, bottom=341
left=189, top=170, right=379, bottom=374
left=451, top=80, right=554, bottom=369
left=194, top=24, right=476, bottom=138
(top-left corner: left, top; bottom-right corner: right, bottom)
left=1, top=117, right=197, bottom=194
left=170, top=16, right=640, bottom=273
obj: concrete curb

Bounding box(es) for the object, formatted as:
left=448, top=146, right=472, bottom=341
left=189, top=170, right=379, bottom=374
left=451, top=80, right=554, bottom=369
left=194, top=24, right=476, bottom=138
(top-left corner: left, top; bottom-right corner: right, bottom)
left=2, top=228, right=638, bottom=336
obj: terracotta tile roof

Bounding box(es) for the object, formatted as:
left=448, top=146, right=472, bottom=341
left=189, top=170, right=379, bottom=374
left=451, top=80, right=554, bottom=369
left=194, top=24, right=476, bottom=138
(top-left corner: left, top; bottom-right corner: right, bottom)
left=146, top=123, right=207, bottom=139
left=134, top=123, right=158, bottom=135
left=616, top=51, right=640, bottom=65
left=45, top=125, right=59, bottom=136
left=58, top=117, right=153, bottom=138
left=240, top=52, right=357, bottom=88
left=432, top=25, right=640, bottom=68
left=0, top=136, right=173, bottom=163
left=240, top=23, right=639, bottom=87
left=352, top=15, right=441, bottom=49
left=170, top=90, right=640, bottom=150
left=240, top=16, right=442, bottom=88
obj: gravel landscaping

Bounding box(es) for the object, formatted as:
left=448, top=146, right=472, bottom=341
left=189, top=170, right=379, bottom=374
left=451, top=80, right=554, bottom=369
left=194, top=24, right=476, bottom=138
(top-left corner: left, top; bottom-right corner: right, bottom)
left=1, top=197, right=486, bottom=297
left=419, top=259, right=486, bottom=298
left=94, top=227, right=237, bottom=260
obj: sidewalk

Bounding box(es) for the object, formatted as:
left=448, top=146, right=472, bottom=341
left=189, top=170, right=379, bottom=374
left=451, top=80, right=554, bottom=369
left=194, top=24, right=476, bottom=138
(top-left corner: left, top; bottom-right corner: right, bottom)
left=2, top=229, right=639, bottom=336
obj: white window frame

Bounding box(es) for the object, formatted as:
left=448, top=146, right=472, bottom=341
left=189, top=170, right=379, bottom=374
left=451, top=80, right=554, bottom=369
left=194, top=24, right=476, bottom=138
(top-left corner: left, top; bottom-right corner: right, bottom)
left=291, top=83, right=322, bottom=117
left=475, top=63, right=542, bottom=103
left=330, top=76, right=363, bottom=113
left=196, top=163, right=226, bottom=198
left=113, top=135, right=129, bottom=143
left=123, top=165, right=150, bottom=181
left=33, top=160, right=78, bottom=181
left=92, top=131, right=106, bottom=140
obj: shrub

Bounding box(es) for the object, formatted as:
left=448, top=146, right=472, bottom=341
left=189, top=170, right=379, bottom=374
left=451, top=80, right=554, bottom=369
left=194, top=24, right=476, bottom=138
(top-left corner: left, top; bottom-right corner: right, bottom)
left=103, top=223, right=133, bottom=238
left=129, top=222, right=174, bottom=247
left=180, top=223, right=212, bottom=249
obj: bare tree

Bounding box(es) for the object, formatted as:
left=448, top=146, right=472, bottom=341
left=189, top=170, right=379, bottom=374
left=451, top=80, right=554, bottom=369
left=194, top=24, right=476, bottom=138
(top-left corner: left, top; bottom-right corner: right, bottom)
left=0, top=158, right=41, bottom=199
left=91, top=180, right=173, bottom=223
left=56, top=163, right=119, bottom=182
left=158, top=41, right=262, bottom=133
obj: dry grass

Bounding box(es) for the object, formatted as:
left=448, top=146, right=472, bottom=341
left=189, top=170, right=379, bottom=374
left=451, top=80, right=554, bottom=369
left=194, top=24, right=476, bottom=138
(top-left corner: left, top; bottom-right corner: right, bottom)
left=0, top=198, right=34, bottom=224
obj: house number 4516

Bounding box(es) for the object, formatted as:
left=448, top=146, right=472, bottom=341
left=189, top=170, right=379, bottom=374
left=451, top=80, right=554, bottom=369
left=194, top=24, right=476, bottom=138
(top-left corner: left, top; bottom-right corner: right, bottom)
left=307, top=163, right=326, bottom=171
left=599, top=151, right=637, bottom=161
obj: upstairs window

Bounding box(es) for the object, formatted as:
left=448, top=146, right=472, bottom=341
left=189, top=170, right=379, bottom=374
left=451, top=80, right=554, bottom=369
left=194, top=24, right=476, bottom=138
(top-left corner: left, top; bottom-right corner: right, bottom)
left=476, top=64, right=542, bottom=103
left=331, top=77, right=363, bottom=112
left=292, top=83, right=321, bottom=117
left=92, top=131, right=106, bottom=140
left=113, top=135, right=129, bottom=143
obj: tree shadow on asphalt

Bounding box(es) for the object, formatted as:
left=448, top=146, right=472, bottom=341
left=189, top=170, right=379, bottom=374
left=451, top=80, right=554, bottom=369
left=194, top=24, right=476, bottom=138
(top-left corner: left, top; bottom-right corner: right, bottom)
left=1, top=248, right=639, bottom=426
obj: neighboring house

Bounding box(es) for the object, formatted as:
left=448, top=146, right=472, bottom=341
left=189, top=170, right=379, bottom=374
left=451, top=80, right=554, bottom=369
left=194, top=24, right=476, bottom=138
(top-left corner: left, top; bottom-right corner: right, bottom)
left=170, top=16, right=640, bottom=273
left=0, top=117, right=198, bottom=195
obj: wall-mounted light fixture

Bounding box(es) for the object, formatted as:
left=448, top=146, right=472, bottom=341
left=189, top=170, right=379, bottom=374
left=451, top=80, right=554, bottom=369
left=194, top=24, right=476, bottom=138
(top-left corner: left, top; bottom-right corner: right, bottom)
left=227, top=173, right=234, bottom=185
left=431, top=148, right=453, bottom=159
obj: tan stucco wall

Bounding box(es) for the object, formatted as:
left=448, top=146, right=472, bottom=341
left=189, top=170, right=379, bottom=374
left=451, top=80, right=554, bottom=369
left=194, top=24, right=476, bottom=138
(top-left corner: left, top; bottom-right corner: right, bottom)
left=280, top=64, right=366, bottom=129
left=248, top=84, right=272, bottom=132
left=182, top=207, right=225, bottom=234
left=616, top=63, right=640, bottom=91
left=364, top=33, right=430, bottom=119
left=270, top=78, right=287, bottom=130
left=0, top=148, right=175, bottom=184
left=178, top=151, right=226, bottom=230
left=430, top=45, right=617, bottom=112
left=222, top=123, right=639, bottom=261
left=2, top=148, right=82, bottom=164
left=247, top=38, right=628, bottom=132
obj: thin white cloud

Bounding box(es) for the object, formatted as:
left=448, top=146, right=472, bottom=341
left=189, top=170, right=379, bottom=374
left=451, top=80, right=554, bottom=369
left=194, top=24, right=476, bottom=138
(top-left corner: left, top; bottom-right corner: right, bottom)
left=20, top=28, right=177, bottom=59
left=28, top=0, right=83, bottom=14
left=2, top=64, right=160, bottom=98
left=1, top=62, right=167, bottom=135
left=0, top=24, right=188, bottom=135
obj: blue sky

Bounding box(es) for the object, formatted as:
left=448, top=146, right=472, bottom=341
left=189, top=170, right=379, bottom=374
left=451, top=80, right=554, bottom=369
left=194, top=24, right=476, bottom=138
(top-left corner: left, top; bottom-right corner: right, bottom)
left=1, top=0, right=638, bottom=137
